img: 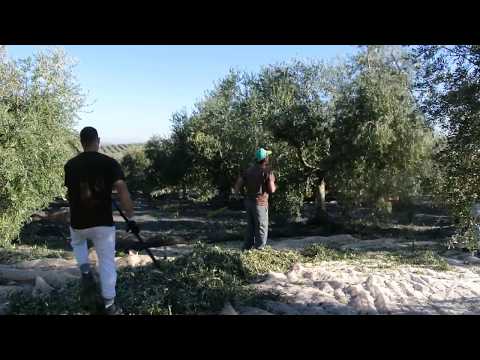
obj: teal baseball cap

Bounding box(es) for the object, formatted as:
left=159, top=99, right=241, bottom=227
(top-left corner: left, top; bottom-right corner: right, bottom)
left=255, top=148, right=272, bottom=161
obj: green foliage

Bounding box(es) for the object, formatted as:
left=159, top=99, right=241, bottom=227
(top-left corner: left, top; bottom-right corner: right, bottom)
left=301, top=244, right=450, bottom=271
left=144, top=111, right=199, bottom=197
left=187, top=71, right=257, bottom=200
left=330, top=46, right=435, bottom=213
left=249, top=61, right=340, bottom=220
left=240, top=246, right=303, bottom=276
left=387, top=250, right=450, bottom=271
left=143, top=49, right=436, bottom=222
left=414, top=45, right=480, bottom=245
left=120, top=149, right=152, bottom=193
left=8, top=281, right=88, bottom=315
left=449, top=220, right=479, bottom=251
left=301, top=244, right=358, bottom=261
left=8, top=244, right=282, bottom=315
left=0, top=48, right=84, bottom=245
left=269, top=184, right=305, bottom=223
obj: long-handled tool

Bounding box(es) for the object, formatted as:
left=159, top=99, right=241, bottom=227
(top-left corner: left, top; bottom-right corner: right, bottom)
left=112, top=199, right=162, bottom=269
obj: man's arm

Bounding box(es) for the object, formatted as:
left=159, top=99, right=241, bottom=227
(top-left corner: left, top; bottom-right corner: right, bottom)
left=266, top=172, right=277, bottom=194
left=113, top=180, right=134, bottom=218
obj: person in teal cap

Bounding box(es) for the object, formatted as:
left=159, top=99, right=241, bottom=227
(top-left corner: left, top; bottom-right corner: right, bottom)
left=234, top=148, right=277, bottom=250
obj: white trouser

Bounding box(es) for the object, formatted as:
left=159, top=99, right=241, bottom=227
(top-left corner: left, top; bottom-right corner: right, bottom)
left=69, top=226, right=117, bottom=299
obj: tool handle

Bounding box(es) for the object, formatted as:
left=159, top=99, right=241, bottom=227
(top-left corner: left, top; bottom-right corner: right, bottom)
left=112, top=199, right=161, bottom=268
left=112, top=199, right=129, bottom=222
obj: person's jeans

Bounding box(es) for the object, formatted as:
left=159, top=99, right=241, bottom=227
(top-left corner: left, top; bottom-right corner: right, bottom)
left=69, top=226, right=117, bottom=300
left=244, top=198, right=269, bottom=249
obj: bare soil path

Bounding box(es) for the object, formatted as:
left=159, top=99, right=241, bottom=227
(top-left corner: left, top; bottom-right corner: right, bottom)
left=2, top=195, right=476, bottom=315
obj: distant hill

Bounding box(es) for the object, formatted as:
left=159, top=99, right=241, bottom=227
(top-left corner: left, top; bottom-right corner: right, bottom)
left=99, top=143, right=144, bottom=161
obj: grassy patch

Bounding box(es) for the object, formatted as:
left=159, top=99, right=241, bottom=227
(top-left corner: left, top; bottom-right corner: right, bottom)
left=240, top=247, right=303, bottom=278
left=301, top=244, right=360, bottom=262
left=8, top=282, right=88, bottom=315
left=0, top=244, right=71, bottom=265
left=341, top=249, right=452, bottom=271
left=387, top=250, right=450, bottom=271
left=299, top=244, right=450, bottom=271
left=8, top=244, right=280, bottom=315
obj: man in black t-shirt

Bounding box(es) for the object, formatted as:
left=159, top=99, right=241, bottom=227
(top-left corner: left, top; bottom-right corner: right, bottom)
left=64, top=127, right=135, bottom=315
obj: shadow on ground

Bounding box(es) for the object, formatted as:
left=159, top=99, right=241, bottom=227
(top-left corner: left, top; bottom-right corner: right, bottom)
left=15, top=195, right=457, bottom=257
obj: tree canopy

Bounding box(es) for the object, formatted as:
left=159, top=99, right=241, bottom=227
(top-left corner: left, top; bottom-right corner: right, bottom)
left=414, top=45, right=480, bottom=247
left=0, top=48, right=84, bottom=245
left=143, top=46, right=436, bottom=223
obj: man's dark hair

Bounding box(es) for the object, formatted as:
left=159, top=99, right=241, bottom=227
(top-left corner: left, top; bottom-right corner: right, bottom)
left=80, top=127, right=99, bottom=146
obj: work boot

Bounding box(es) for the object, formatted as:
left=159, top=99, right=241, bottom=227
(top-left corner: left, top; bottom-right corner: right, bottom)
left=103, top=300, right=123, bottom=315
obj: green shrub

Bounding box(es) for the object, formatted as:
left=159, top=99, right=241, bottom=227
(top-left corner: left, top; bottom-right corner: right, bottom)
left=449, top=220, right=478, bottom=252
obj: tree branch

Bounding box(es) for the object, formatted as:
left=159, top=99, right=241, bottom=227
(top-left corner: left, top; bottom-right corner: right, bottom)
left=297, top=146, right=322, bottom=172
left=440, top=45, right=477, bottom=67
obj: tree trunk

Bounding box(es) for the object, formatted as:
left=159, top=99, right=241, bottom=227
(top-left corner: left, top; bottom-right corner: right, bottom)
left=316, top=178, right=326, bottom=212
left=375, top=196, right=392, bottom=216
left=182, top=184, right=187, bottom=199
left=312, top=178, right=330, bottom=224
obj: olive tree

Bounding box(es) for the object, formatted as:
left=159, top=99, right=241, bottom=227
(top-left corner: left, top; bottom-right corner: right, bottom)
left=143, top=110, right=199, bottom=197
left=121, top=148, right=152, bottom=194
left=414, top=45, right=480, bottom=248
left=0, top=47, right=84, bottom=245
left=186, top=71, right=257, bottom=202
left=145, top=48, right=436, bottom=225
left=248, top=60, right=343, bottom=222
left=329, top=46, right=435, bottom=216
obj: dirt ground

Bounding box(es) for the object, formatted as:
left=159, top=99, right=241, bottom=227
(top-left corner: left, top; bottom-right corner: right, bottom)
left=2, top=194, right=478, bottom=315
left=17, top=194, right=457, bottom=251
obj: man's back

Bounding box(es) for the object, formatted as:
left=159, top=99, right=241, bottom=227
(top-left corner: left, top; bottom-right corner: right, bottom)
left=242, top=164, right=270, bottom=206
left=65, top=152, right=125, bottom=229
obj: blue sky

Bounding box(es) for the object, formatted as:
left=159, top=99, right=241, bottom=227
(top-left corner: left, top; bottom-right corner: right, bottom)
left=6, top=45, right=357, bottom=144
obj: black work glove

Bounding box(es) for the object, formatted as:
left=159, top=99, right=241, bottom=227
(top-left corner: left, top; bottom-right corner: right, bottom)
left=126, top=220, right=140, bottom=235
